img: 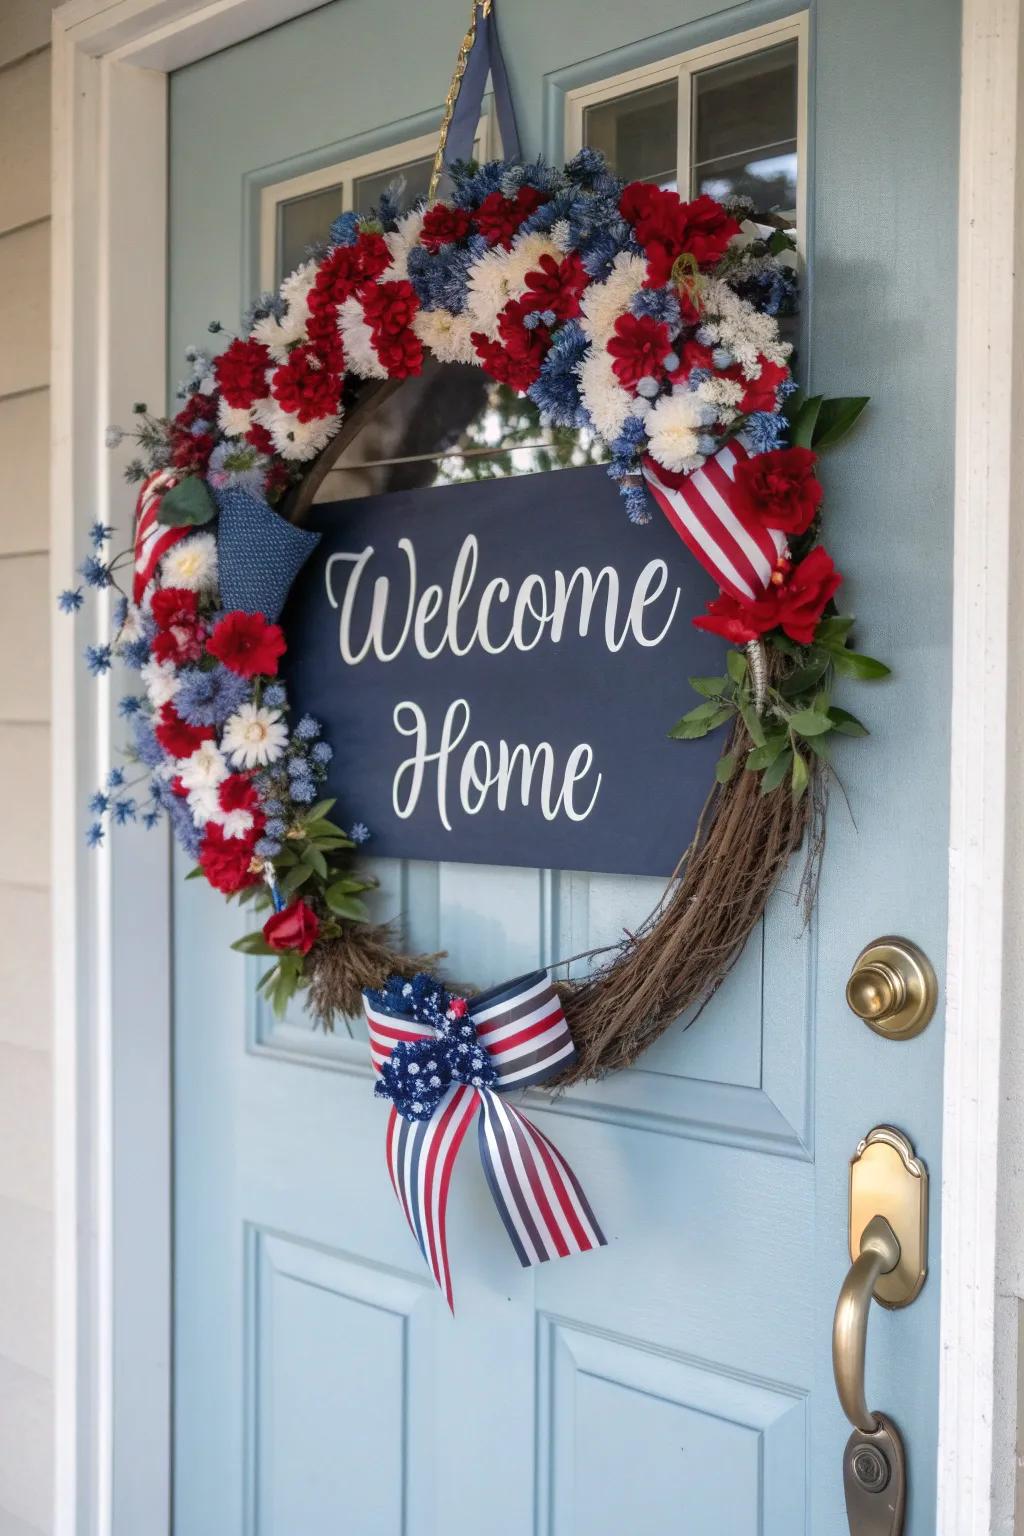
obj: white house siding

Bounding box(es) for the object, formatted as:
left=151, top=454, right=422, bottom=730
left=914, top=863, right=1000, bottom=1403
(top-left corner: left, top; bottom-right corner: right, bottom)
left=0, top=6, right=57, bottom=1534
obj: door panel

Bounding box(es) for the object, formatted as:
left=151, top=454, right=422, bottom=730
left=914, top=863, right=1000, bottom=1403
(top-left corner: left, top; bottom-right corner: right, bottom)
left=170, top=2, right=958, bottom=1531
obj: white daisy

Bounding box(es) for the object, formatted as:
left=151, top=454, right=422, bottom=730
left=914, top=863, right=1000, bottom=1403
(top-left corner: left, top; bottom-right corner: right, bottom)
left=338, top=295, right=388, bottom=380
left=178, top=741, right=229, bottom=792
left=221, top=703, right=288, bottom=769
left=645, top=393, right=705, bottom=474
left=413, top=307, right=477, bottom=366
left=140, top=657, right=181, bottom=708
left=161, top=532, right=219, bottom=594
left=218, top=400, right=252, bottom=438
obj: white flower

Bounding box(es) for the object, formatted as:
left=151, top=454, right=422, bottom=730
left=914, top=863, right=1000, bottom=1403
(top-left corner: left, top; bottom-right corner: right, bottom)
left=413, top=307, right=477, bottom=365
left=161, top=532, right=219, bottom=594
left=218, top=400, right=252, bottom=438
left=141, top=658, right=181, bottom=708
left=338, top=295, right=388, bottom=380
left=645, top=393, right=706, bottom=474
left=186, top=783, right=221, bottom=827
left=117, top=602, right=145, bottom=645
left=279, top=258, right=319, bottom=311
left=384, top=208, right=425, bottom=281
left=576, top=347, right=632, bottom=441
left=179, top=741, right=229, bottom=791
left=251, top=398, right=341, bottom=462
left=252, top=305, right=307, bottom=362
left=698, top=279, right=791, bottom=375
left=579, top=252, right=647, bottom=346
left=465, top=232, right=559, bottom=339
left=217, top=805, right=257, bottom=840
left=221, top=703, right=288, bottom=769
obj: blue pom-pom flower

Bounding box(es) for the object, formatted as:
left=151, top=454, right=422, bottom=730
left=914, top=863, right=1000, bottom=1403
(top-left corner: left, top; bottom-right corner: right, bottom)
left=368, top=971, right=497, bottom=1123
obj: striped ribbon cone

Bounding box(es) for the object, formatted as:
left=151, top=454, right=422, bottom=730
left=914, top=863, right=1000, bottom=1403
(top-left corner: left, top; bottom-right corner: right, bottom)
left=132, top=469, right=191, bottom=605
left=641, top=439, right=789, bottom=602
left=364, top=971, right=606, bottom=1311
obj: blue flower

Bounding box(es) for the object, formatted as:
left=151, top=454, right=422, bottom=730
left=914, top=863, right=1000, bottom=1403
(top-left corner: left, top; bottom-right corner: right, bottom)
left=107, top=767, right=126, bottom=789
left=90, top=521, right=115, bottom=548
left=79, top=556, right=114, bottom=590
left=290, top=779, right=316, bottom=804
left=255, top=837, right=282, bottom=858
left=165, top=796, right=202, bottom=859
left=564, top=146, right=613, bottom=187
left=294, top=714, right=320, bottom=741
left=84, top=643, right=113, bottom=676
left=142, top=810, right=161, bottom=830
left=118, top=636, right=151, bottom=670
left=743, top=412, right=789, bottom=454
left=630, top=286, right=682, bottom=331
left=618, top=480, right=652, bottom=525
left=113, top=797, right=137, bottom=825
left=368, top=973, right=497, bottom=1122
left=241, top=290, right=286, bottom=331
left=176, top=664, right=250, bottom=728
left=58, top=588, right=84, bottom=613
left=288, top=753, right=312, bottom=779
left=350, top=822, right=370, bottom=845
left=118, top=695, right=143, bottom=718
left=311, top=742, right=333, bottom=765
left=329, top=211, right=361, bottom=248
left=264, top=818, right=287, bottom=838
left=86, top=822, right=105, bottom=848
left=263, top=683, right=287, bottom=709
left=207, top=440, right=267, bottom=495
left=89, top=791, right=110, bottom=815
left=131, top=718, right=165, bottom=770
left=528, top=321, right=588, bottom=428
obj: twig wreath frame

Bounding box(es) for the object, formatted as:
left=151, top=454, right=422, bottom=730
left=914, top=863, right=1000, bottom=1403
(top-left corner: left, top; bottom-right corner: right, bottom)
left=61, top=146, right=886, bottom=1085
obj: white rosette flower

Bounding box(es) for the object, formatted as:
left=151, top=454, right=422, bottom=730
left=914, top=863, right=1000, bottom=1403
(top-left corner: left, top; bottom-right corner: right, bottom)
left=644, top=392, right=707, bottom=475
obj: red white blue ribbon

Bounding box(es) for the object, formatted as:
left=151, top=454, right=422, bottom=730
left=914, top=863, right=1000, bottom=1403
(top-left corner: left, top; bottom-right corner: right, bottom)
left=642, top=439, right=789, bottom=603
left=364, top=971, right=605, bottom=1310
left=132, top=468, right=190, bottom=604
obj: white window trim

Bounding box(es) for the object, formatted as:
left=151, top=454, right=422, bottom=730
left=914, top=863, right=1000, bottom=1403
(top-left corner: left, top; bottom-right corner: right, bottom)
left=49, top=2, right=1020, bottom=1532
left=564, top=14, right=808, bottom=253
left=259, top=115, right=497, bottom=288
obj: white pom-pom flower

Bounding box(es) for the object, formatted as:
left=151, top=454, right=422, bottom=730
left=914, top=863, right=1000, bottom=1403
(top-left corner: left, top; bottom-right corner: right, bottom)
left=140, top=658, right=181, bottom=708
left=645, top=392, right=706, bottom=474
left=160, top=532, right=219, bottom=594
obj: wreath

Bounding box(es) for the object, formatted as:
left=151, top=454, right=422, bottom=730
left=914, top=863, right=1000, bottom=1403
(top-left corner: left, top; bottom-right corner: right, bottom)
left=61, top=149, right=886, bottom=1083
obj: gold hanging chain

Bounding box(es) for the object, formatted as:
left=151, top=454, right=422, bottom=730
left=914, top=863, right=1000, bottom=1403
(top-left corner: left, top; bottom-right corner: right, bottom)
left=427, top=0, right=493, bottom=203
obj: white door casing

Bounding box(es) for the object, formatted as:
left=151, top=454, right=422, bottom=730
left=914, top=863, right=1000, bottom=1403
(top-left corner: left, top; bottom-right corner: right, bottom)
left=49, top=0, right=1023, bottom=1532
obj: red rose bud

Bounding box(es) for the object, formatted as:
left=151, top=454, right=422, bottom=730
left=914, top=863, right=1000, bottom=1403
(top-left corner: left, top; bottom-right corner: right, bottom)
left=733, top=445, right=824, bottom=536
left=263, top=899, right=320, bottom=956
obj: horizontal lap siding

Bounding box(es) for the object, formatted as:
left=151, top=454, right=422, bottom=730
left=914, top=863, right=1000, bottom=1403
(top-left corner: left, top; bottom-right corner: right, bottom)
left=0, top=11, right=56, bottom=1534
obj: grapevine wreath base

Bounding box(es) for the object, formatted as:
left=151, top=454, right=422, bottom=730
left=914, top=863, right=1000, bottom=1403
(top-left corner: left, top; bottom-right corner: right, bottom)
left=65, top=150, right=885, bottom=1083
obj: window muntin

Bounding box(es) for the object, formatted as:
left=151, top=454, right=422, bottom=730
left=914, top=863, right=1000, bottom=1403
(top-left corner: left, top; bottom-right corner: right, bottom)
left=691, top=40, right=798, bottom=217
left=582, top=79, right=679, bottom=189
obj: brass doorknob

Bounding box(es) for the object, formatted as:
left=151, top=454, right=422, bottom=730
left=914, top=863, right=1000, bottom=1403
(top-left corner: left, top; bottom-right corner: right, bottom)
left=846, top=937, right=937, bottom=1040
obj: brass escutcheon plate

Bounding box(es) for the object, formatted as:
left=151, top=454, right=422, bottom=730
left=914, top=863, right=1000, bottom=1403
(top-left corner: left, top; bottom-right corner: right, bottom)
left=846, top=937, right=937, bottom=1040
left=849, top=1127, right=928, bottom=1309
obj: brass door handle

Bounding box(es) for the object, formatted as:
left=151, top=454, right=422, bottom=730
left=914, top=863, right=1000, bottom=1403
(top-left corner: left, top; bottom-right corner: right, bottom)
left=833, top=1214, right=900, bottom=1431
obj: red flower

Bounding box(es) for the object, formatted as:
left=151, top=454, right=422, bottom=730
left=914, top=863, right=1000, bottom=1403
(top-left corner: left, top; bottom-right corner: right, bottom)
left=305, top=306, right=345, bottom=373
left=474, top=186, right=545, bottom=248
left=213, top=338, right=272, bottom=408
left=263, top=898, right=320, bottom=956
left=733, top=446, right=824, bottom=536
left=448, top=996, right=468, bottom=1019
left=207, top=610, right=286, bottom=676
left=270, top=345, right=340, bottom=423
left=218, top=775, right=260, bottom=815
left=420, top=203, right=473, bottom=251
left=150, top=588, right=205, bottom=665
left=736, top=358, right=789, bottom=414
left=151, top=588, right=198, bottom=629
left=606, top=312, right=671, bottom=388
left=168, top=393, right=219, bottom=474
left=471, top=330, right=545, bottom=392
left=154, top=703, right=214, bottom=759
left=375, top=329, right=425, bottom=378
left=620, top=183, right=740, bottom=285
left=497, top=297, right=552, bottom=361
left=198, top=822, right=260, bottom=894
left=361, top=279, right=419, bottom=339
left=521, top=252, right=589, bottom=322
left=246, top=421, right=275, bottom=455
left=310, top=232, right=392, bottom=310
left=693, top=547, right=842, bottom=646
left=669, top=337, right=716, bottom=382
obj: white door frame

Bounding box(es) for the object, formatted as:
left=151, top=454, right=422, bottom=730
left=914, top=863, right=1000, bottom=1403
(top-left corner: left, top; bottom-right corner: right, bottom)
left=49, top=0, right=1020, bottom=1530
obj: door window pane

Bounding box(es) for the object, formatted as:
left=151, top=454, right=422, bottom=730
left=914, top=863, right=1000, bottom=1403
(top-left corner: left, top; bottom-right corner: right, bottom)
left=691, top=40, right=798, bottom=216
left=277, top=184, right=344, bottom=282
left=583, top=80, right=679, bottom=188
left=353, top=154, right=434, bottom=216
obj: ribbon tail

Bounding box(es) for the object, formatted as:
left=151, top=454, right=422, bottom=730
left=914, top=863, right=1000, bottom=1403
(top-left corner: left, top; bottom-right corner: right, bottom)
left=443, top=3, right=521, bottom=184
left=385, top=1084, right=479, bottom=1312
left=477, top=1092, right=605, bottom=1268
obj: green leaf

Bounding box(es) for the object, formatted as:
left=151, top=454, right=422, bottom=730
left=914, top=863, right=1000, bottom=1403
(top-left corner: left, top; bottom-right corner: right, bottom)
left=325, top=885, right=371, bottom=922
left=760, top=749, right=794, bottom=794
left=828, top=706, right=870, bottom=736
left=302, top=798, right=337, bottom=823
left=324, top=876, right=369, bottom=895
left=812, top=689, right=831, bottom=714
left=812, top=396, right=870, bottom=452
left=780, top=656, right=831, bottom=697
left=737, top=700, right=766, bottom=748
left=185, top=865, right=205, bottom=881
left=281, top=863, right=313, bottom=894
left=726, top=649, right=748, bottom=685
left=791, top=749, right=810, bottom=801
left=689, top=674, right=729, bottom=699
left=745, top=734, right=788, bottom=771
left=303, top=818, right=348, bottom=840
left=156, top=475, right=216, bottom=527
left=230, top=932, right=278, bottom=956
left=668, top=702, right=735, bottom=740
left=807, top=735, right=833, bottom=763
left=790, top=394, right=824, bottom=449
left=715, top=751, right=739, bottom=784
left=826, top=648, right=891, bottom=680
left=303, top=844, right=328, bottom=880
left=788, top=707, right=834, bottom=737
left=814, top=614, right=856, bottom=645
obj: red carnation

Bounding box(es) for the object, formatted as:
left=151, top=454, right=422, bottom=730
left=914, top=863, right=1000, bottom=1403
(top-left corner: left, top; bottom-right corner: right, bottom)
left=361, top=279, right=419, bottom=339
left=736, top=358, right=789, bottom=414
left=420, top=203, right=473, bottom=251
left=263, top=898, right=320, bottom=956
left=213, top=338, right=272, bottom=409
left=270, top=345, right=340, bottom=423
left=694, top=547, right=842, bottom=646
left=246, top=421, right=275, bottom=455
left=151, top=588, right=198, bottom=629
left=310, top=231, right=392, bottom=311
left=606, top=312, right=671, bottom=388
left=474, top=185, right=545, bottom=248
left=305, top=306, right=345, bottom=373
left=521, top=252, right=589, bottom=323
left=207, top=610, right=286, bottom=677
left=669, top=337, right=716, bottom=382
left=471, top=330, right=544, bottom=392
left=375, top=329, right=424, bottom=378
left=620, top=182, right=740, bottom=286
left=692, top=593, right=767, bottom=645
left=198, top=821, right=261, bottom=895
left=733, top=446, right=824, bottom=536
left=154, top=703, right=214, bottom=759
left=218, top=775, right=260, bottom=815
left=150, top=587, right=205, bottom=665
left=355, top=231, right=393, bottom=281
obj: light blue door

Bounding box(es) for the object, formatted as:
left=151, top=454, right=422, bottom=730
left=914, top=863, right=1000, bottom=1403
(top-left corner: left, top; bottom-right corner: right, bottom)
left=170, top=2, right=957, bottom=1532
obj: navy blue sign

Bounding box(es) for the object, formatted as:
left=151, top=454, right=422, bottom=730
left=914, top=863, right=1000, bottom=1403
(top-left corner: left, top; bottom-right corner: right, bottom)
left=281, top=465, right=728, bottom=877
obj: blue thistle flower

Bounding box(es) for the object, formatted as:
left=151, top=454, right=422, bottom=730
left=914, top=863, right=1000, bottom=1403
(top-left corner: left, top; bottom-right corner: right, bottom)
left=290, top=779, right=316, bottom=804
left=311, top=742, right=333, bottom=765
left=107, top=767, right=126, bottom=789
left=743, top=413, right=789, bottom=454
left=88, top=791, right=110, bottom=815
left=175, top=664, right=250, bottom=728
left=84, top=643, right=113, bottom=676
left=118, top=637, right=151, bottom=671
left=79, top=555, right=114, bottom=590
left=58, top=588, right=84, bottom=613
left=630, top=286, right=682, bottom=332
left=350, top=822, right=370, bottom=845
left=113, top=797, right=137, bottom=825
left=86, top=822, right=105, bottom=848
left=255, top=837, right=282, bottom=858
left=329, top=210, right=361, bottom=247
left=117, top=695, right=143, bottom=718
left=131, top=718, right=165, bottom=770
left=90, top=521, right=115, bottom=548
left=142, top=810, right=161, bottom=830
left=293, top=714, right=320, bottom=742
left=263, top=683, right=287, bottom=709
left=619, top=480, right=652, bottom=525
left=564, top=146, right=613, bottom=186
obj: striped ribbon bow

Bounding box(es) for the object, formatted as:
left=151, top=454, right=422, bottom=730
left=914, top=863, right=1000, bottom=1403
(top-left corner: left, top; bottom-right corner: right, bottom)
left=132, top=468, right=190, bottom=605
left=363, top=971, right=605, bottom=1311
left=642, top=439, right=788, bottom=603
